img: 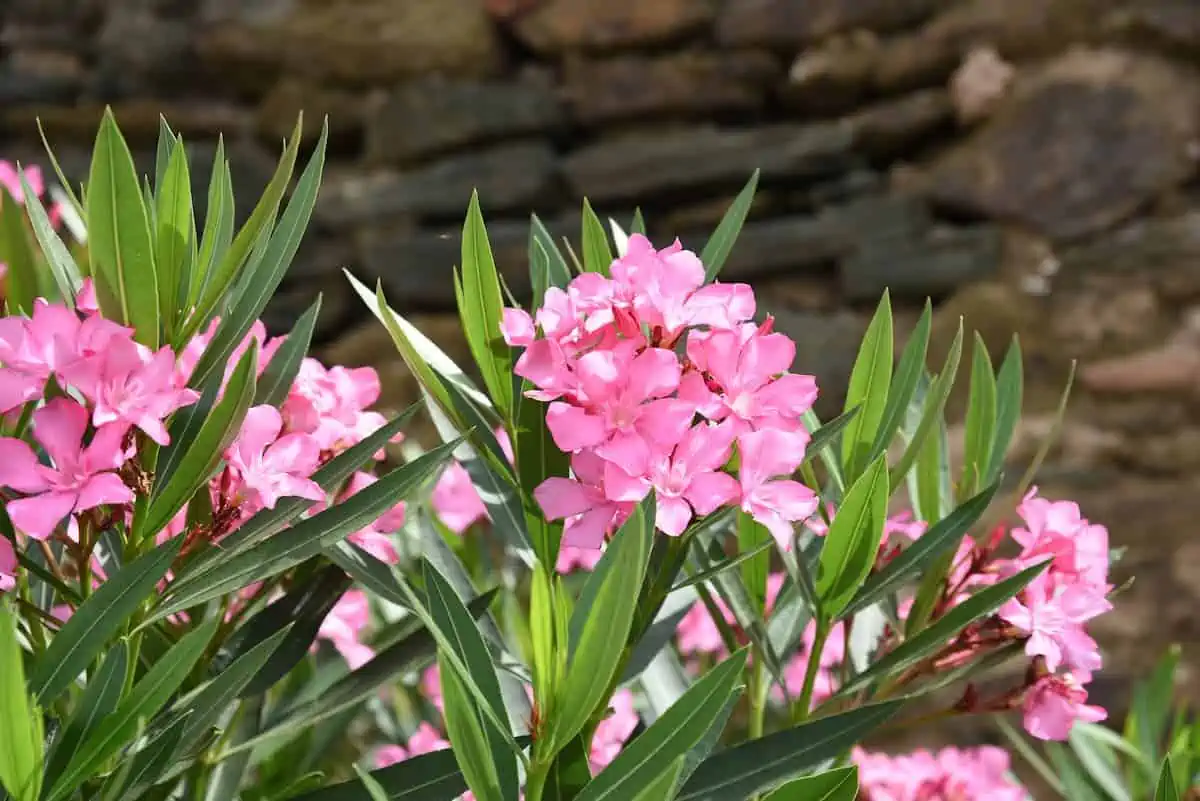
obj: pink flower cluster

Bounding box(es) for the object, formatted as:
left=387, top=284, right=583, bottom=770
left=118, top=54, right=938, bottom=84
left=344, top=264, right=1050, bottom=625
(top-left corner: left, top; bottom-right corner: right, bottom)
left=996, top=490, right=1111, bottom=741
left=854, top=745, right=1029, bottom=800
left=0, top=285, right=403, bottom=602
left=504, top=234, right=819, bottom=551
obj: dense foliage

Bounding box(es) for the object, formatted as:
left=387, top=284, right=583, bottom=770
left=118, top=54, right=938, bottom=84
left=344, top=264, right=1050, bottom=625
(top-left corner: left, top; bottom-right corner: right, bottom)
left=0, top=111, right=1192, bottom=801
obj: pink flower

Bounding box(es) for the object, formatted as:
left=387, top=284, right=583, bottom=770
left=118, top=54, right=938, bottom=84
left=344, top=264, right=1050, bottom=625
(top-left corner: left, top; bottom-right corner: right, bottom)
left=1011, top=489, right=1110, bottom=591
left=602, top=421, right=740, bottom=536
left=500, top=308, right=536, bottom=347
left=374, top=744, right=409, bottom=769
left=854, top=746, right=1029, bottom=800
left=998, top=571, right=1109, bottom=675
left=589, top=689, right=638, bottom=774
left=1023, top=673, right=1106, bottom=741
left=677, top=600, right=727, bottom=657
left=680, top=326, right=817, bottom=435
left=317, top=589, right=374, bottom=669
left=432, top=462, right=488, bottom=534
left=406, top=721, right=451, bottom=755
left=76, top=279, right=99, bottom=314
left=281, top=359, right=391, bottom=455
left=736, top=429, right=818, bottom=548
left=225, top=405, right=324, bottom=513
left=64, top=335, right=199, bottom=445
left=0, top=399, right=133, bottom=539
left=534, top=451, right=632, bottom=551
left=338, top=472, right=404, bottom=564
left=421, top=664, right=444, bottom=712
left=555, top=545, right=603, bottom=574
left=544, top=344, right=693, bottom=469
left=0, top=162, right=44, bottom=203
left=0, top=536, right=16, bottom=593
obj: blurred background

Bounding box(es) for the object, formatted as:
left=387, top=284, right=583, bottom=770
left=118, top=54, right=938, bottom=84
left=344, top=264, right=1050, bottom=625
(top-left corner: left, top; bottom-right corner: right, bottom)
left=2, top=0, right=1198, bottom=749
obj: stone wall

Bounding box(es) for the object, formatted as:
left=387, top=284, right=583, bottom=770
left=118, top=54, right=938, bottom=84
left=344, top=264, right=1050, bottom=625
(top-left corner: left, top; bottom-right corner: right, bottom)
left=5, top=0, right=1200, bottom=721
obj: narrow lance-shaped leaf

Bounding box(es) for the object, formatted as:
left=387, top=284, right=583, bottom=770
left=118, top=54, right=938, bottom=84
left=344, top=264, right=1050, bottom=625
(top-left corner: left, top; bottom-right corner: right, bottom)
left=29, top=538, right=182, bottom=705
left=0, top=184, right=39, bottom=313
left=574, top=650, right=749, bottom=801
left=87, top=107, right=161, bottom=345
left=676, top=702, right=901, bottom=801
left=701, top=169, right=759, bottom=281
left=530, top=212, right=571, bottom=291
left=143, top=340, right=258, bottom=538
left=186, top=120, right=327, bottom=390
left=551, top=496, right=654, bottom=751
left=425, top=561, right=519, bottom=801
left=460, top=191, right=515, bottom=422
left=255, top=294, right=322, bottom=406
left=154, top=136, right=195, bottom=339
left=837, top=561, right=1049, bottom=696
left=815, top=455, right=889, bottom=619
left=0, top=600, right=44, bottom=801
left=764, top=767, right=859, bottom=801
left=18, top=170, right=82, bottom=303
left=890, top=319, right=963, bottom=495
left=47, top=618, right=219, bottom=801
left=183, top=115, right=303, bottom=343
left=841, top=291, right=893, bottom=479
left=44, top=641, right=129, bottom=782
left=870, top=299, right=931, bottom=461
left=188, top=136, right=234, bottom=314
left=960, top=333, right=997, bottom=497
left=985, top=336, right=1024, bottom=483
left=581, top=198, right=614, bottom=276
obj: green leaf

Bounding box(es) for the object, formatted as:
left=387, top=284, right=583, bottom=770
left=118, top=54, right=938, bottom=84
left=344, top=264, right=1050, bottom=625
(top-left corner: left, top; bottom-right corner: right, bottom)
left=87, top=107, right=160, bottom=346
left=425, top=561, right=519, bottom=801
left=986, top=336, right=1023, bottom=482
left=44, top=641, right=128, bottom=782
left=870, top=300, right=931, bottom=461
left=576, top=650, right=748, bottom=801
left=0, top=600, right=43, bottom=801
left=816, top=455, right=889, bottom=619
left=552, top=496, right=654, bottom=750
left=225, top=564, right=351, bottom=698
left=960, top=333, right=997, bottom=497
left=890, top=320, right=963, bottom=496
left=1154, top=758, right=1180, bottom=800
left=0, top=184, right=39, bottom=313
left=37, top=119, right=84, bottom=218
left=154, top=441, right=456, bottom=620
left=841, top=291, right=893, bottom=479
left=1127, top=646, right=1181, bottom=767
left=630, top=208, right=647, bottom=236
left=186, top=121, right=327, bottom=390
left=844, top=479, right=1000, bottom=616
left=762, top=767, right=859, bottom=801
left=1069, top=724, right=1131, bottom=801
left=101, top=711, right=189, bottom=800
left=47, top=617, right=218, bottom=801
left=234, top=589, right=498, bottom=758
left=184, top=117, right=303, bottom=343
left=155, top=137, right=195, bottom=338
left=189, top=136, right=234, bottom=313
left=169, top=626, right=292, bottom=753
left=676, top=701, right=901, bottom=800
left=515, top=379, right=571, bottom=569
left=460, top=191, right=515, bottom=422
left=670, top=539, right=775, bottom=593
left=144, top=340, right=258, bottom=538
left=801, top=407, right=859, bottom=471
left=701, top=170, right=759, bottom=281
left=288, top=749, right=470, bottom=801
left=354, top=765, right=392, bottom=801
left=838, top=561, right=1048, bottom=695
left=29, top=539, right=181, bottom=704
left=737, top=511, right=772, bottom=613
left=255, top=295, right=321, bottom=406
left=18, top=171, right=82, bottom=302
left=530, top=213, right=571, bottom=291
left=581, top=198, right=614, bottom=276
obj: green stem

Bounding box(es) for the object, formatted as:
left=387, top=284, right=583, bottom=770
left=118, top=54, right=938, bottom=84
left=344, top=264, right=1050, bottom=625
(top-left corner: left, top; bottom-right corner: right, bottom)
left=748, top=657, right=766, bottom=740
left=791, top=616, right=830, bottom=724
